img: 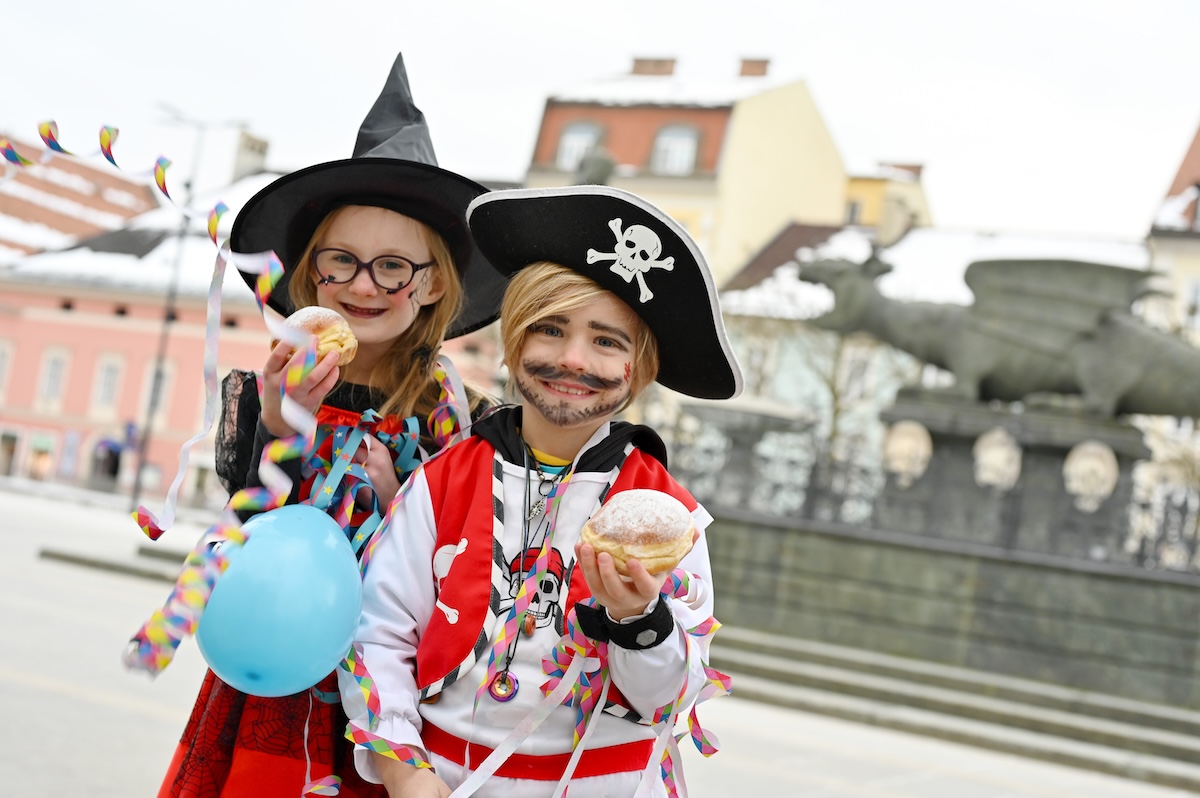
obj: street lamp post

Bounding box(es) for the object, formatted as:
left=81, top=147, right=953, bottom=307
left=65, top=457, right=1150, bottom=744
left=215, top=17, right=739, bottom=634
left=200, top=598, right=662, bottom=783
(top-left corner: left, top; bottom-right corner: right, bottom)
left=127, top=201, right=191, bottom=513
left=127, top=107, right=243, bottom=514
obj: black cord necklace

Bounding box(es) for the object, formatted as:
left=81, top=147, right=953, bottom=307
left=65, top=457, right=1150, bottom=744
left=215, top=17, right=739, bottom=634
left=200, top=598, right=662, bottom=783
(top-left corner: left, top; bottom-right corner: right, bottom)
left=488, top=444, right=567, bottom=703
left=526, top=445, right=564, bottom=521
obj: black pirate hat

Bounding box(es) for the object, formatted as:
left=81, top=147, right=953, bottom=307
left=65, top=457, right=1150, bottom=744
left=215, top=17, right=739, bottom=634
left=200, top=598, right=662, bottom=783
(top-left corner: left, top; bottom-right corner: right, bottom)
left=466, top=186, right=743, bottom=400
left=230, top=53, right=506, bottom=338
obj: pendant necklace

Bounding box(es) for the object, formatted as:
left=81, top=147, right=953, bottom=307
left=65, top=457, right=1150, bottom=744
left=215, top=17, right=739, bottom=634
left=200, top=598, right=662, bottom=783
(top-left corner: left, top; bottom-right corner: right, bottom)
left=527, top=454, right=562, bottom=520
left=488, top=444, right=566, bottom=702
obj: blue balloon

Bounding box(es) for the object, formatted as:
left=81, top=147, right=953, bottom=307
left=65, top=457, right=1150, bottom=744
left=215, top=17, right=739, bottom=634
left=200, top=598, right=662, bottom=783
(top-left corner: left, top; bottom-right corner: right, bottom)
left=196, top=504, right=362, bottom=697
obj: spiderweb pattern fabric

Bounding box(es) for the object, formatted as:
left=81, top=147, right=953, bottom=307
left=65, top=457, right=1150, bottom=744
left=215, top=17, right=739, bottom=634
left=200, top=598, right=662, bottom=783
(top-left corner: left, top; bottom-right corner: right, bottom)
left=160, top=670, right=384, bottom=798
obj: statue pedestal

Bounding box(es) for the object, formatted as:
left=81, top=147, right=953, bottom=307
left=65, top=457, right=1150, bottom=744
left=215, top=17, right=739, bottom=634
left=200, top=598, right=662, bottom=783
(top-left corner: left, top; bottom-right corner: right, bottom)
left=666, top=397, right=811, bottom=513
left=873, top=389, right=1150, bottom=562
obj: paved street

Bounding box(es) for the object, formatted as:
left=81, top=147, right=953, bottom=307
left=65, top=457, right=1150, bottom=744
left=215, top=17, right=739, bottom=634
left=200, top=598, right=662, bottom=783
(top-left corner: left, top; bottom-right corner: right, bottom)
left=0, top=487, right=1192, bottom=797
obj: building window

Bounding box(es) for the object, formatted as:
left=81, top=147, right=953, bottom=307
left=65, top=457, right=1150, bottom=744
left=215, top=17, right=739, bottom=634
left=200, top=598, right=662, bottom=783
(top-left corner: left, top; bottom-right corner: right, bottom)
left=0, top=431, right=17, bottom=477
left=556, top=122, right=602, bottom=173
left=28, top=431, right=56, bottom=480
left=0, top=340, right=11, bottom=401
left=90, top=355, right=124, bottom=420
left=650, top=125, right=698, bottom=176
left=139, top=360, right=175, bottom=430
left=846, top=200, right=862, bottom=225
left=36, top=349, right=70, bottom=413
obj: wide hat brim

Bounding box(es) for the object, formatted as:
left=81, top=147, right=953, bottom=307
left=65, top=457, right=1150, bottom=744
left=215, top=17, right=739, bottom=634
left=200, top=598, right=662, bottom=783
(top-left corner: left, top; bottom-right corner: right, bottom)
left=466, top=186, right=743, bottom=400
left=230, top=158, right=507, bottom=339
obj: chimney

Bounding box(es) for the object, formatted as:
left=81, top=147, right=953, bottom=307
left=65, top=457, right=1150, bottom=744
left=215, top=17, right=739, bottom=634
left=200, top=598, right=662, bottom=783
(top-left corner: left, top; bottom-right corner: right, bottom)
left=739, top=58, right=769, bottom=77
left=232, top=130, right=269, bottom=182
left=631, top=57, right=676, bottom=76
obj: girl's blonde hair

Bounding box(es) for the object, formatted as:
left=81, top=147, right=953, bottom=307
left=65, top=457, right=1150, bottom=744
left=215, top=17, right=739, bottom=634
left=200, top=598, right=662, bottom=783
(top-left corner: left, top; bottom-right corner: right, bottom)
left=499, top=261, right=659, bottom=412
left=288, top=205, right=464, bottom=420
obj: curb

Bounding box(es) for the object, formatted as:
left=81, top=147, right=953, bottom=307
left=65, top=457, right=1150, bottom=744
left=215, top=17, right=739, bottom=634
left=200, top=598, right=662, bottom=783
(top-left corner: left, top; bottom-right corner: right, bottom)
left=0, top=475, right=221, bottom=527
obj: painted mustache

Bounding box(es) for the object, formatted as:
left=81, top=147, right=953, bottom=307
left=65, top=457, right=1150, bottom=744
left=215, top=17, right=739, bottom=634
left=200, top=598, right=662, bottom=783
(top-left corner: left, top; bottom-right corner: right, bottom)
left=522, top=362, right=624, bottom=391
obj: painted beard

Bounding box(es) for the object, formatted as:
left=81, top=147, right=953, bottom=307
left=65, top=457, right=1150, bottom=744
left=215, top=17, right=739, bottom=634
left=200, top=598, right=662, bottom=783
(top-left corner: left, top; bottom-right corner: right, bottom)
left=516, top=361, right=630, bottom=427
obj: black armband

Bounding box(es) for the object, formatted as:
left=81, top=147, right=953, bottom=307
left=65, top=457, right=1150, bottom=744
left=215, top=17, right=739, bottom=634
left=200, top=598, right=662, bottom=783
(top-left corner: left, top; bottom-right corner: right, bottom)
left=575, top=599, right=674, bottom=650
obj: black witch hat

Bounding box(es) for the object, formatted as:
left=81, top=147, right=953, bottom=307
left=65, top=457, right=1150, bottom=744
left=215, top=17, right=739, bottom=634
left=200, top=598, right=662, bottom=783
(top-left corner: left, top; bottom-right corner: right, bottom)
left=230, top=53, right=506, bottom=338
left=466, top=185, right=743, bottom=400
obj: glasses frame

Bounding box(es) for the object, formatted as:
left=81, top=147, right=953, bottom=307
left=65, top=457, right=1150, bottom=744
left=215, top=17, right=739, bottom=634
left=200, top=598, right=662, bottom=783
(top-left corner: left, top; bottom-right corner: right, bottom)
left=310, top=247, right=435, bottom=294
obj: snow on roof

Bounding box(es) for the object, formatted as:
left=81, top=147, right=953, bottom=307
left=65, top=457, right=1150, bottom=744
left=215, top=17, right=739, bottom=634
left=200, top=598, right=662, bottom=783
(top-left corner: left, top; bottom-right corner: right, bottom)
left=550, top=71, right=786, bottom=108
left=0, top=232, right=257, bottom=303
left=721, top=226, right=1150, bottom=319
left=124, top=170, right=281, bottom=234
left=0, top=211, right=74, bottom=251
left=721, top=260, right=833, bottom=320
left=1153, top=186, right=1198, bottom=231
left=0, top=175, right=129, bottom=230
left=0, top=243, right=25, bottom=262
left=851, top=164, right=921, bottom=183
left=0, top=171, right=285, bottom=304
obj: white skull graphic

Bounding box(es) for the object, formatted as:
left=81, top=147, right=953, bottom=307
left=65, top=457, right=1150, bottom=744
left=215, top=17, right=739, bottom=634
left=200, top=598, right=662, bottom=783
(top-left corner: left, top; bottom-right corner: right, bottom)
left=506, top=546, right=566, bottom=630
left=586, top=217, right=675, bottom=302
left=532, top=574, right=562, bottom=622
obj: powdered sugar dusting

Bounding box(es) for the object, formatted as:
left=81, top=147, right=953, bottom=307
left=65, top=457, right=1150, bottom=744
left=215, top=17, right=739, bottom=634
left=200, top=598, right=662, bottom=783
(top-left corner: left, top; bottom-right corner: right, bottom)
left=286, top=305, right=347, bottom=331
left=590, top=489, right=693, bottom=544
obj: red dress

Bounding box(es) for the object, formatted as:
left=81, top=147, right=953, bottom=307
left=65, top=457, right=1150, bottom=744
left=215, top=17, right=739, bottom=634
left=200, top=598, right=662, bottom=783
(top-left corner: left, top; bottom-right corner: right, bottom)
left=158, top=377, right=483, bottom=798
left=158, top=670, right=382, bottom=798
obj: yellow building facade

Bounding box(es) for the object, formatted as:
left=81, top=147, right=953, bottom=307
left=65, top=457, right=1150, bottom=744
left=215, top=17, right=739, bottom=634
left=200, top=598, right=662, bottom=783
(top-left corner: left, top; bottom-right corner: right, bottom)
left=525, top=58, right=931, bottom=287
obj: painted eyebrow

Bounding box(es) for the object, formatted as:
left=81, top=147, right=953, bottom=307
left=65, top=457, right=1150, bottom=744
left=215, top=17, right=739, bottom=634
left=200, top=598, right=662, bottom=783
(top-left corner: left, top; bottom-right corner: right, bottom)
left=589, top=320, right=633, bottom=345
left=536, top=315, right=633, bottom=345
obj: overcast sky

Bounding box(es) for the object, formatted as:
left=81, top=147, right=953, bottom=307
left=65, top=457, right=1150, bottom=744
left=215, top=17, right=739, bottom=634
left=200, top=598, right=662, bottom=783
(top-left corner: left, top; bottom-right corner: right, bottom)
left=7, top=0, right=1200, bottom=240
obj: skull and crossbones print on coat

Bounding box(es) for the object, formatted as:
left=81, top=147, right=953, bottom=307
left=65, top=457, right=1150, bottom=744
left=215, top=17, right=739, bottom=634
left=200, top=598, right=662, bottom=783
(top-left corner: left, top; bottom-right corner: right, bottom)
left=503, top=545, right=568, bottom=635
left=586, top=217, right=675, bottom=303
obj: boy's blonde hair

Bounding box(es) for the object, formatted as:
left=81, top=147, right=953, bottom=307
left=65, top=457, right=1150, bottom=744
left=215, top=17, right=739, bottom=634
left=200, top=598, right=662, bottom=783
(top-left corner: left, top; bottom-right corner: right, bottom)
left=288, top=205, right=464, bottom=420
left=500, top=261, right=659, bottom=412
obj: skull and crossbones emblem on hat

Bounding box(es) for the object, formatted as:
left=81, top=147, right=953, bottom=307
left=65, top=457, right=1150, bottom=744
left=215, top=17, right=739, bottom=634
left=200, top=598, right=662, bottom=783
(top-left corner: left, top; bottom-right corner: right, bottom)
left=586, top=218, right=675, bottom=302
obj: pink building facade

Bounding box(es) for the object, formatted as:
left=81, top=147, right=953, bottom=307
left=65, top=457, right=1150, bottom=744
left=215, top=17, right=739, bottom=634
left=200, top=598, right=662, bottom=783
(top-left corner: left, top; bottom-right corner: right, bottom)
left=0, top=259, right=270, bottom=509
left=0, top=232, right=505, bottom=511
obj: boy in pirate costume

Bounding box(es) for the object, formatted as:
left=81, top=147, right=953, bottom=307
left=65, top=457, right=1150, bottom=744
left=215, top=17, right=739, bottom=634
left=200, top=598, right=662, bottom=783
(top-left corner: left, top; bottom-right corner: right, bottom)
left=340, top=186, right=742, bottom=798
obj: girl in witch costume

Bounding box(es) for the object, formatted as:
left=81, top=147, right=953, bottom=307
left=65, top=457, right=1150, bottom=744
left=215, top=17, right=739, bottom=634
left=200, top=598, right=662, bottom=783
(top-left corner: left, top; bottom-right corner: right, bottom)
left=340, top=186, right=742, bottom=798
left=158, top=53, right=507, bottom=798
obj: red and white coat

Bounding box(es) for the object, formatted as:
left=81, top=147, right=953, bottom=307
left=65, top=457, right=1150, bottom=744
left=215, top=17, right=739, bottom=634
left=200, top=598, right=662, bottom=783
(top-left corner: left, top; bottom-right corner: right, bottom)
left=339, top=415, right=716, bottom=797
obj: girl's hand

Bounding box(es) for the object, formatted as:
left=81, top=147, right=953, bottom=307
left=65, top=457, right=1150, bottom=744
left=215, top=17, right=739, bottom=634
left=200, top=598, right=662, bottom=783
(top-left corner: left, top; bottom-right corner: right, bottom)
left=354, top=435, right=402, bottom=509
left=375, top=755, right=452, bottom=798
left=259, top=340, right=340, bottom=437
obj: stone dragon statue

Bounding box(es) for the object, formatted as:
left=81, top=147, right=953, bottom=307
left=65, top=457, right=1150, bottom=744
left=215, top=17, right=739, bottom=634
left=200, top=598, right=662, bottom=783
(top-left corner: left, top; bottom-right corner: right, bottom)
left=796, top=256, right=1200, bottom=419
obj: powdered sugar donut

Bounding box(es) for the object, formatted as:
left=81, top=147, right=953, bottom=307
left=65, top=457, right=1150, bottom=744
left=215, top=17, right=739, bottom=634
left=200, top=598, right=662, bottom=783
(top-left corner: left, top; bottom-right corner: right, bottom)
left=275, top=306, right=358, bottom=365
left=581, top=489, right=695, bottom=575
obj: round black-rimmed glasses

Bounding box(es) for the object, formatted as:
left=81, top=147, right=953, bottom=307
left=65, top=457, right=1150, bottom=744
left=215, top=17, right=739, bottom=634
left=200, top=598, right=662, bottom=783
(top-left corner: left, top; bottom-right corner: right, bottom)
left=311, top=248, right=435, bottom=294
